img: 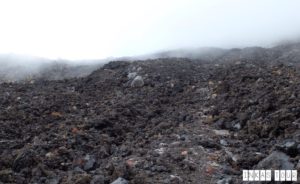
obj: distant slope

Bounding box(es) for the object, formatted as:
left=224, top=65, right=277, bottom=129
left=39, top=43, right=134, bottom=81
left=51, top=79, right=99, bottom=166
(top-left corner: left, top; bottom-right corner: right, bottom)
left=2, top=42, right=300, bottom=82
left=0, top=54, right=105, bottom=83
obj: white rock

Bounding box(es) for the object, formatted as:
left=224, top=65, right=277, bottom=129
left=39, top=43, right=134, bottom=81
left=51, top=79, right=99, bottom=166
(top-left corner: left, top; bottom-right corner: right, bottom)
left=45, top=152, right=55, bottom=158
left=213, top=129, right=230, bottom=136
left=111, top=177, right=128, bottom=184
left=220, top=139, right=228, bottom=146
left=127, top=72, right=137, bottom=79
left=233, top=123, right=241, bottom=130
left=131, top=76, right=144, bottom=87
left=155, top=147, right=166, bottom=155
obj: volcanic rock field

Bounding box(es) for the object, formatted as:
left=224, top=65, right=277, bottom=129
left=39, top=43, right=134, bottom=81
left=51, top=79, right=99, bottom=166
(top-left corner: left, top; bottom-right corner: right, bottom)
left=1, top=43, right=300, bottom=183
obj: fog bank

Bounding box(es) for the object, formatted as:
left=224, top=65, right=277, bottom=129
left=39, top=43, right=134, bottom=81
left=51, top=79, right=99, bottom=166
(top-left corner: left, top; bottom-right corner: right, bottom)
left=0, top=0, right=299, bottom=60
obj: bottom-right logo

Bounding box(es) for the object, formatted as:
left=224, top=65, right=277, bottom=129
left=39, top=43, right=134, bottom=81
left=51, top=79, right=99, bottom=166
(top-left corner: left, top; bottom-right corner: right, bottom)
left=243, top=170, right=297, bottom=181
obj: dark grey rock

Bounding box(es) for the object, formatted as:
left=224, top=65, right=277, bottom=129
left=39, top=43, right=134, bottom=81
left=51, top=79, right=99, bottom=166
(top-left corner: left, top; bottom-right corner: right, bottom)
left=283, top=141, right=296, bottom=149
left=0, top=170, right=13, bottom=183
left=198, top=140, right=221, bottom=149
left=74, top=166, right=85, bottom=173
left=151, top=165, right=168, bottom=172
left=84, top=155, right=96, bottom=171
left=255, top=151, right=294, bottom=170
left=90, top=175, right=105, bottom=184
left=12, top=149, right=37, bottom=172
left=280, top=140, right=298, bottom=156
left=46, top=177, right=60, bottom=184
left=217, top=177, right=232, bottom=184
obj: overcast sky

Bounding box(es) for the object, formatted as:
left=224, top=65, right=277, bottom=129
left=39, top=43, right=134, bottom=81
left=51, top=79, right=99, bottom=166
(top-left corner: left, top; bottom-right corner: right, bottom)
left=0, top=0, right=300, bottom=60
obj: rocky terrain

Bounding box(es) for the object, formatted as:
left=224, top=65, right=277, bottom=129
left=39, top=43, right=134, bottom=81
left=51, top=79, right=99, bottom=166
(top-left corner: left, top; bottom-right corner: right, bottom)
left=1, top=43, right=300, bottom=183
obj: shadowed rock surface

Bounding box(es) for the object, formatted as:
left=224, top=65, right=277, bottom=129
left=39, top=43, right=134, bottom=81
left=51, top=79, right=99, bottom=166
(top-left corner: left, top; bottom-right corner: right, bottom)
left=1, top=43, right=300, bottom=183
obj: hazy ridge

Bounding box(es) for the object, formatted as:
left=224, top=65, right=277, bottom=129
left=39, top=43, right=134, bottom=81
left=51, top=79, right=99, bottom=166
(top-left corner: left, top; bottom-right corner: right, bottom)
left=1, top=42, right=300, bottom=83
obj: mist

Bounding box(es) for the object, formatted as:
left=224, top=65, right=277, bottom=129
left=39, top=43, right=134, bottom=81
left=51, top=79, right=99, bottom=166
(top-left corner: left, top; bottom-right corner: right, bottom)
left=0, top=0, right=300, bottom=81
left=0, top=0, right=300, bottom=59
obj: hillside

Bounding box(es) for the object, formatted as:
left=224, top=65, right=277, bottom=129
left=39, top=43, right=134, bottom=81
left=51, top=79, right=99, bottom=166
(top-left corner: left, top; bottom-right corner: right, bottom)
left=1, top=44, right=300, bottom=183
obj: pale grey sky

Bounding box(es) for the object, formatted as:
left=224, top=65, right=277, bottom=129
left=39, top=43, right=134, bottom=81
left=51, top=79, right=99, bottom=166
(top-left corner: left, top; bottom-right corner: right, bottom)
left=0, top=0, right=300, bottom=60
